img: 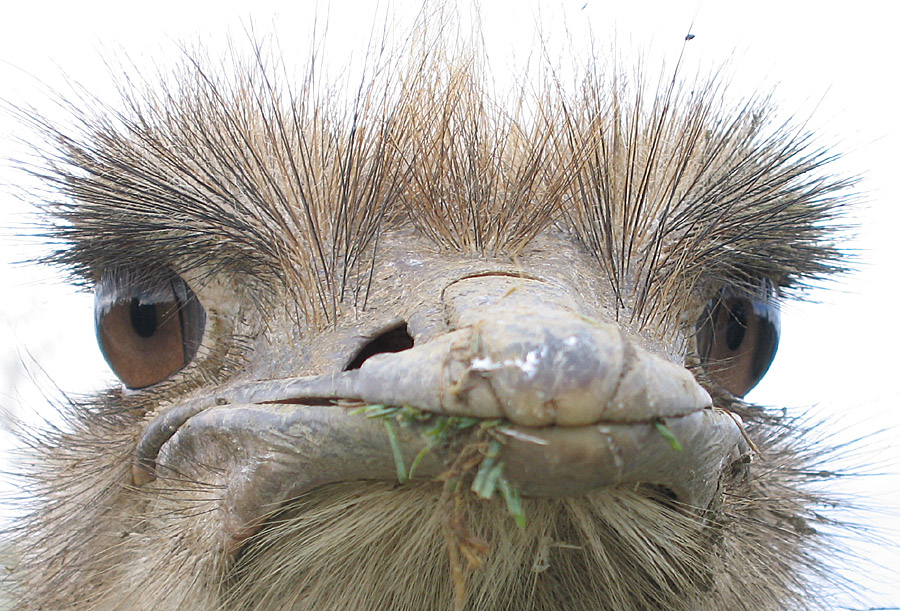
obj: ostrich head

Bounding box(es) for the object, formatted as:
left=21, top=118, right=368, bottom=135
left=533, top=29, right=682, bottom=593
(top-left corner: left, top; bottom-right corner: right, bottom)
left=5, top=14, right=853, bottom=611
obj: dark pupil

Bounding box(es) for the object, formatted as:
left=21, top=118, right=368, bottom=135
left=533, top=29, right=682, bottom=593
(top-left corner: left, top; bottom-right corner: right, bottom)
left=724, top=300, right=747, bottom=351
left=130, top=298, right=158, bottom=338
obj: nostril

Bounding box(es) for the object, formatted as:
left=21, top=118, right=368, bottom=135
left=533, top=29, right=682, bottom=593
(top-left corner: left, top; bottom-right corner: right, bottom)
left=344, top=323, right=415, bottom=371
left=637, top=483, right=680, bottom=508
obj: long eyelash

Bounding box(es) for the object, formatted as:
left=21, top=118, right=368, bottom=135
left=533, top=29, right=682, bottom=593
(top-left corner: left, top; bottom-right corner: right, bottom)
left=14, top=22, right=853, bottom=337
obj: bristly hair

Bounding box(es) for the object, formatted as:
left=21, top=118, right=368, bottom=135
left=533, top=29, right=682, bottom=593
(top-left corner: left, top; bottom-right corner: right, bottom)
left=2, top=8, right=870, bottom=611
left=14, top=11, right=854, bottom=335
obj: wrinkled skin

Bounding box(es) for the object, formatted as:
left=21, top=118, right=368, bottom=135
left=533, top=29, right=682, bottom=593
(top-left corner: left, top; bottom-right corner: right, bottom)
left=3, top=18, right=853, bottom=611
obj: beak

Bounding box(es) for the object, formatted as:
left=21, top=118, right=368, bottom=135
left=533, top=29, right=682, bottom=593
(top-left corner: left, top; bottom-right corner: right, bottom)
left=136, top=276, right=750, bottom=549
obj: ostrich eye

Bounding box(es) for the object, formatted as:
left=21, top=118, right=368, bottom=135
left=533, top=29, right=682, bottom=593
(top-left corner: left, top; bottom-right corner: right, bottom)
left=94, top=269, right=206, bottom=389
left=695, top=282, right=780, bottom=397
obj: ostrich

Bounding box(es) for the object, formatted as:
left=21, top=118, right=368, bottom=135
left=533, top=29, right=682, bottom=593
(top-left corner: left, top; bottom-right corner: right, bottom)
left=3, top=13, right=856, bottom=611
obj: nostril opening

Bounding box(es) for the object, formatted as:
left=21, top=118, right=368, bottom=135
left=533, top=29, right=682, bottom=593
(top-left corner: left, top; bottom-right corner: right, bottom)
left=344, top=322, right=415, bottom=371
left=637, top=483, right=680, bottom=508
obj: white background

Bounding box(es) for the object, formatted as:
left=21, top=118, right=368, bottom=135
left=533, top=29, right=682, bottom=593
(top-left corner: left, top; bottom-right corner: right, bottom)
left=1, top=1, right=897, bottom=608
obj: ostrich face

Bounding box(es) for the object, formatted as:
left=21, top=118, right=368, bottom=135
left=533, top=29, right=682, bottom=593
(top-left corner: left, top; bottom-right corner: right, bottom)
left=9, top=22, right=851, bottom=611
left=120, top=230, right=751, bottom=546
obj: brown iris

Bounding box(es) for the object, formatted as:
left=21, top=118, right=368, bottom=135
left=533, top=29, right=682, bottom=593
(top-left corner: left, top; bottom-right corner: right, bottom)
left=95, top=269, right=205, bottom=389
left=696, top=283, right=781, bottom=397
